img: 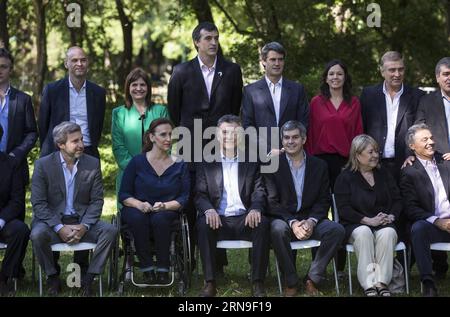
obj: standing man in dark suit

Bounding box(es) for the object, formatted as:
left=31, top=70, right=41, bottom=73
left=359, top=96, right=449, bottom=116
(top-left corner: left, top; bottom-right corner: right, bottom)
left=168, top=22, right=243, bottom=272
left=265, top=120, right=344, bottom=296
left=195, top=115, right=270, bottom=297
left=38, top=46, right=106, bottom=159
left=241, top=42, right=309, bottom=155
left=30, top=122, right=117, bottom=296
left=0, top=48, right=38, bottom=195
left=361, top=51, right=425, bottom=182
left=0, top=124, right=30, bottom=296
left=400, top=123, right=450, bottom=296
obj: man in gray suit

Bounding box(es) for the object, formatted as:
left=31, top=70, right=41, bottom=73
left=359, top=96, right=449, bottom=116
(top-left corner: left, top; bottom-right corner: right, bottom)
left=241, top=42, right=309, bottom=155
left=30, top=121, right=117, bottom=296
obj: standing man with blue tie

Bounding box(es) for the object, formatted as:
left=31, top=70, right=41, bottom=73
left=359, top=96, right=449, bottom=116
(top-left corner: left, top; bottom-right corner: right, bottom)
left=241, top=42, right=309, bottom=155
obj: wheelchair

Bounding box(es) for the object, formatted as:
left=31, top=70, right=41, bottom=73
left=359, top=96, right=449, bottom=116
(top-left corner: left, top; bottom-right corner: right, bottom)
left=108, top=210, right=192, bottom=296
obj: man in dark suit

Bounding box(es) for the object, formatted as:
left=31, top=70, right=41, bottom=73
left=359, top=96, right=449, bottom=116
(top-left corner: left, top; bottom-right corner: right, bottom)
left=400, top=123, right=450, bottom=297
left=30, top=122, right=117, bottom=296
left=413, top=57, right=450, bottom=277
left=0, top=124, right=30, bottom=296
left=241, top=42, right=309, bottom=155
left=0, top=48, right=37, bottom=192
left=415, top=57, right=450, bottom=155
left=195, top=115, right=270, bottom=297
left=265, top=120, right=344, bottom=296
left=38, top=46, right=106, bottom=159
left=361, top=51, right=425, bottom=182
left=168, top=22, right=243, bottom=272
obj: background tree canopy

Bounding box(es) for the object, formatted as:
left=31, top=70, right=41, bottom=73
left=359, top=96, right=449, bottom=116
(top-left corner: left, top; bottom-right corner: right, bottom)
left=1, top=0, right=449, bottom=108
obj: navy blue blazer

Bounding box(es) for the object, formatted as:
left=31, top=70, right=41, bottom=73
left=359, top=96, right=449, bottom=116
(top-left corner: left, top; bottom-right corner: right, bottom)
left=241, top=78, right=309, bottom=150
left=38, top=77, right=106, bottom=157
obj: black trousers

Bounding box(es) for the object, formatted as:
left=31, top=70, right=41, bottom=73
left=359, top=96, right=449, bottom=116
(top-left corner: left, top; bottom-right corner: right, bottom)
left=197, top=214, right=270, bottom=282
left=0, top=219, right=30, bottom=278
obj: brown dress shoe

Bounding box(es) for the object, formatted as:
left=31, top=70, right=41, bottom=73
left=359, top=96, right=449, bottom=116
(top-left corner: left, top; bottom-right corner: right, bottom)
left=284, top=286, right=298, bottom=297
left=305, top=279, right=319, bottom=296
left=199, top=281, right=217, bottom=297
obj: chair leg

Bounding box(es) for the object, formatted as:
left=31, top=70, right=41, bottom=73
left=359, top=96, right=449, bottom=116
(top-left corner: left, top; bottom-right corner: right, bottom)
left=39, top=265, right=43, bottom=297
left=13, top=278, right=17, bottom=292
left=347, top=251, right=352, bottom=296
left=332, top=258, right=339, bottom=296
left=403, top=249, right=409, bottom=294
left=275, top=257, right=282, bottom=295
left=99, top=274, right=103, bottom=297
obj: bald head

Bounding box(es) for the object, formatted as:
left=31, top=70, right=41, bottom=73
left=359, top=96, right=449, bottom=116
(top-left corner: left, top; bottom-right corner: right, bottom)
left=64, top=46, right=88, bottom=80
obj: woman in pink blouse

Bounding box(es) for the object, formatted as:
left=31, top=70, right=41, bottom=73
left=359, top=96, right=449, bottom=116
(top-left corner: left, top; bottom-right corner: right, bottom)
left=305, top=59, right=363, bottom=189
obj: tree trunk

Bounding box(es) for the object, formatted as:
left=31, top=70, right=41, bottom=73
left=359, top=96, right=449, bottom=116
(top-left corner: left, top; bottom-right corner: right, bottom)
left=446, top=0, right=450, bottom=42
left=115, top=0, right=133, bottom=92
left=33, top=0, right=47, bottom=112
left=190, top=0, right=214, bottom=23
left=0, top=0, right=9, bottom=50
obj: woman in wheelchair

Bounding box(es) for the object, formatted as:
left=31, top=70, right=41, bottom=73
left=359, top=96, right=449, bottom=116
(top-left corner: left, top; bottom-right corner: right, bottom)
left=118, top=118, right=190, bottom=285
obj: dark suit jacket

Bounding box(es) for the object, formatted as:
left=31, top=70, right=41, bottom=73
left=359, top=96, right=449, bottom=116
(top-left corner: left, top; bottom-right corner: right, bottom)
left=334, top=167, right=402, bottom=239
left=194, top=160, right=265, bottom=215
left=38, top=77, right=106, bottom=157
left=415, top=90, right=450, bottom=154
left=0, top=152, right=25, bottom=222
left=264, top=153, right=330, bottom=223
left=4, top=87, right=38, bottom=184
left=31, top=152, right=104, bottom=228
left=241, top=78, right=309, bottom=150
left=168, top=56, right=243, bottom=132
left=360, top=83, right=425, bottom=163
left=400, top=154, right=450, bottom=222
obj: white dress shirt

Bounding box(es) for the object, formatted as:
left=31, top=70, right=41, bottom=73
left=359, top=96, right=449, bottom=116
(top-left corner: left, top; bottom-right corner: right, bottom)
left=198, top=56, right=217, bottom=100
left=217, top=154, right=246, bottom=217
left=69, top=78, right=91, bottom=146
left=265, top=76, right=283, bottom=126
left=382, top=82, right=403, bottom=158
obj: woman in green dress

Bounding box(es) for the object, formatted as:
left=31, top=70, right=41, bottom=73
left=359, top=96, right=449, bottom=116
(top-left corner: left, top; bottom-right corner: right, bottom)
left=112, top=68, right=168, bottom=209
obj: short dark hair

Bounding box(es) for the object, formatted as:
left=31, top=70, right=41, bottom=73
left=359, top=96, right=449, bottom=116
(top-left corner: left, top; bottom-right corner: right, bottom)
left=192, top=22, right=219, bottom=43
left=0, top=48, right=13, bottom=67
left=435, top=57, right=450, bottom=76
left=260, top=42, right=286, bottom=61
left=0, top=124, right=3, bottom=140
left=320, top=59, right=353, bottom=102
left=280, top=120, right=306, bottom=139
left=217, top=114, right=241, bottom=127
left=124, top=68, right=152, bottom=109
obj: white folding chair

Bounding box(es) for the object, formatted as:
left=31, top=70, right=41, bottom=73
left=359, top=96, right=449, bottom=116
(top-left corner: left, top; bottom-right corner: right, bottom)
left=38, top=242, right=102, bottom=296
left=0, top=243, right=17, bottom=291
left=274, top=240, right=340, bottom=296
left=418, top=242, right=450, bottom=292
left=331, top=194, right=409, bottom=295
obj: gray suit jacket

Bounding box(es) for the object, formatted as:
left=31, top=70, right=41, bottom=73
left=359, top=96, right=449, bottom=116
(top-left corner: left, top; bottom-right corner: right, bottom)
left=31, top=152, right=104, bottom=228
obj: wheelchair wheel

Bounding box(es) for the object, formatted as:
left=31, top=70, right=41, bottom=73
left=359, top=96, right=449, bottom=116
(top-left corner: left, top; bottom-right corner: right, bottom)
left=180, top=213, right=192, bottom=289
left=108, top=214, right=120, bottom=291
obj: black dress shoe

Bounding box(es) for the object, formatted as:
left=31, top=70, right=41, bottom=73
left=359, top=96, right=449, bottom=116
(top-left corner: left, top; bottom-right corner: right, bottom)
left=423, top=280, right=438, bottom=297
left=47, top=275, right=62, bottom=296
left=199, top=281, right=217, bottom=297
left=252, top=281, right=266, bottom=297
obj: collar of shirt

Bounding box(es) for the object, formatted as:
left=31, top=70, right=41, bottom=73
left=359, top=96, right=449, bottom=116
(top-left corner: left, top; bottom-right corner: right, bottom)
left=417, top=155, right=437, bottom=169
left=382, top=81, right=403, bottom=99
left=69, top=77, right=86, bottom=91
left=221, top=152, right=238, bottom=163
left=59, top=151, right=80, bottom=170
left=198, top=56, right=217, bottom=73
left=286, top=151, right=306, bottom=169
left=442, top=91, right=450, bottom=104
left=265, top=76, right=282, bottom=90
left=0, top=85, right=10, bottom=110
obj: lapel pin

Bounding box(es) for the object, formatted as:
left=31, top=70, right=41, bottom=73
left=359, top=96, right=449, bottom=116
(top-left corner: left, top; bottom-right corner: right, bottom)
left=218, top=71, right=222, bottom=77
